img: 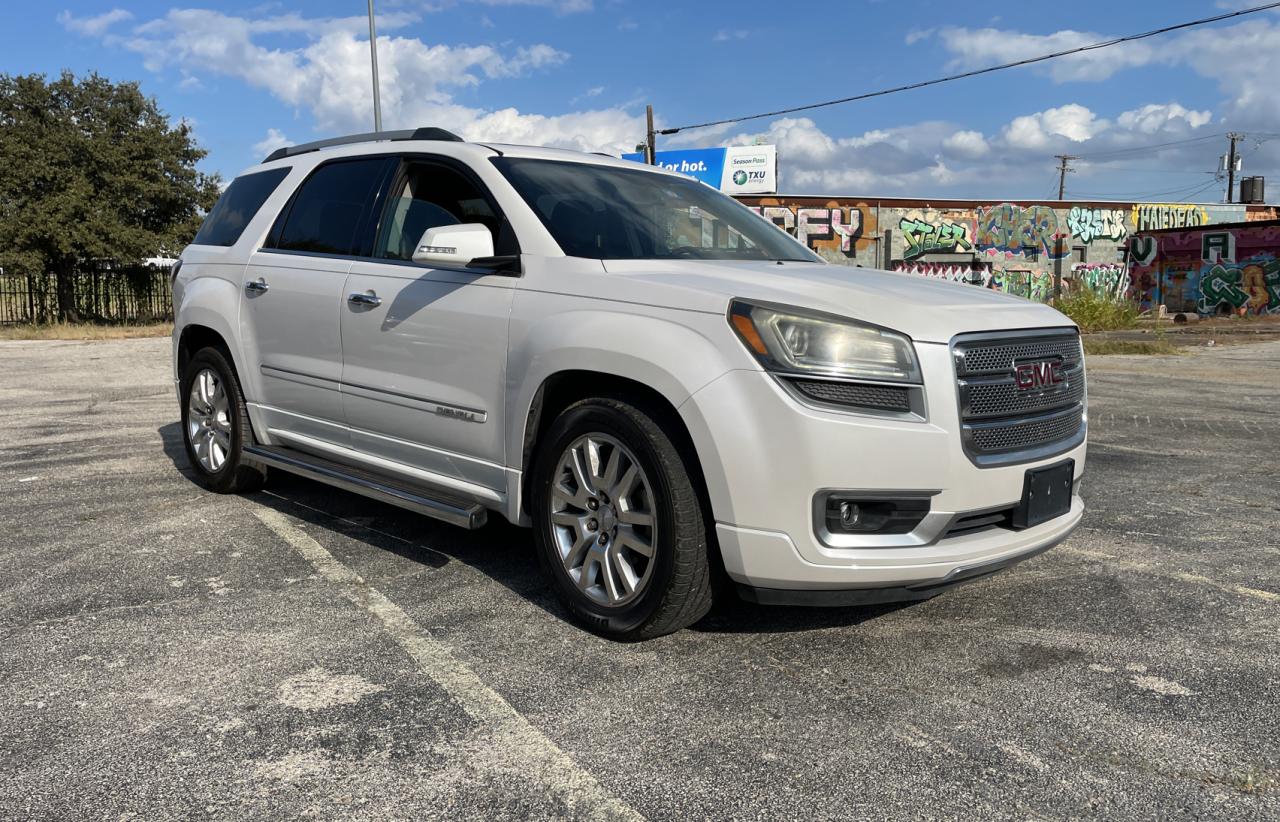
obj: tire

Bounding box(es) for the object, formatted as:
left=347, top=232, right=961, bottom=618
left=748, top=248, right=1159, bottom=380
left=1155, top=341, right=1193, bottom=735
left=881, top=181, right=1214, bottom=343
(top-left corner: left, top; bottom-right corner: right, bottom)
left=530, top=396, right=713, bottom=639
left=180, top=346, right=266, bottom=494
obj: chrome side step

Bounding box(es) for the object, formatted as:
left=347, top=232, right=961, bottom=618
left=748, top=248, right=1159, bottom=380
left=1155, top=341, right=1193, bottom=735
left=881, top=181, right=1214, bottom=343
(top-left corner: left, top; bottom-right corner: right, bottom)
left=245, top=445, right=488, bottom=530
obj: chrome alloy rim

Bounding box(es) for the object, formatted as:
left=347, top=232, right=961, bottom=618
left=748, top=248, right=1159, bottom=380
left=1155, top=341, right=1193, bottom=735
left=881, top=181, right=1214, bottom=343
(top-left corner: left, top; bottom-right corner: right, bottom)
left=549, top=434, right=657, bottom=607
left=187, top=368, right=233, bottom=473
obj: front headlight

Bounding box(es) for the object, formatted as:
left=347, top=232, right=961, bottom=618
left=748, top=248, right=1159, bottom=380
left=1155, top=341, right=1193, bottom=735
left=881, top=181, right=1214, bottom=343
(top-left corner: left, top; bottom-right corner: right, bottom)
left=728, top=299, right=921, bottom=383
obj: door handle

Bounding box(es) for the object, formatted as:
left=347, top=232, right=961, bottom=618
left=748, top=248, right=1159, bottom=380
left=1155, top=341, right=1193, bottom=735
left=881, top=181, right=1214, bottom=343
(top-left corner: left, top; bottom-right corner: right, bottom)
left=244, top=278, right=269, bottom=294
left=348, top=291, right=382, bottom=307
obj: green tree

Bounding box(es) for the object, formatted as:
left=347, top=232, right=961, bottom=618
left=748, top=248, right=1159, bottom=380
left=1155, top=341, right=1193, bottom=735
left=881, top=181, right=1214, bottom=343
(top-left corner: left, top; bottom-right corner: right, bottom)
left=0, top=72, right=220, bottom=321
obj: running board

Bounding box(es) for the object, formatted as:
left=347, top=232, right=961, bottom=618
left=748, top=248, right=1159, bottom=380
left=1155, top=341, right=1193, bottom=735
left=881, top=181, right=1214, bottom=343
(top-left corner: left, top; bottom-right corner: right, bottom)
left=244, top=445, right=488, bottom=530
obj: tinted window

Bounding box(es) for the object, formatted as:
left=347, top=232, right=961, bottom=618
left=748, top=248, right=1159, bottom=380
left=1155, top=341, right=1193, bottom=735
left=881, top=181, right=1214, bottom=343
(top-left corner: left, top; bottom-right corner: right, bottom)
left=275, top=158, right=388, bottom=256
left=376, top=163, right=500, bottom=260
left=192, top=167, right=290, bottom=247
left=491, top=157, right=818, bottom=262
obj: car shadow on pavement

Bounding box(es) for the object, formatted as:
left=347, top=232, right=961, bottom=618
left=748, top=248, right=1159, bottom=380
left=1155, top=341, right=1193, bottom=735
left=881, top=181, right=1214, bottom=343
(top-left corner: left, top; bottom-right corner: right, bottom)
left=159, top=422, right=914, bottom=636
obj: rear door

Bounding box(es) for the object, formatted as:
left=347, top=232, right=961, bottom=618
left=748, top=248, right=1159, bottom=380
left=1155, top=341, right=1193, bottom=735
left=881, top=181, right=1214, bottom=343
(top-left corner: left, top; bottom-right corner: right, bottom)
left=340, top=156, right=517, bottom=494
left=240, top=156, right=395, bottom=451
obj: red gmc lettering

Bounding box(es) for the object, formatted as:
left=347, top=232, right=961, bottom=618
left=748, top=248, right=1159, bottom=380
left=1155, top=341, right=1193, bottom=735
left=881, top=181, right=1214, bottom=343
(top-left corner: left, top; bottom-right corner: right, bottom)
left=1015, top=360, right=1064, bottom=390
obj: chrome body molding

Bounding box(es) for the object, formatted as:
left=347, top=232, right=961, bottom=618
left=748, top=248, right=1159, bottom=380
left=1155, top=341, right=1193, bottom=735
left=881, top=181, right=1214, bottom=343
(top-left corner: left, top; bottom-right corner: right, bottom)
left=260, top=363, right=488, bottom=423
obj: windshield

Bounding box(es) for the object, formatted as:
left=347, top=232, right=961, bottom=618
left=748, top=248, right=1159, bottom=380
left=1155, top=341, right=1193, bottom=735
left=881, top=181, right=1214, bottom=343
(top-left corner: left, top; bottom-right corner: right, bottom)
left=491, top=157, right=820, bottom=262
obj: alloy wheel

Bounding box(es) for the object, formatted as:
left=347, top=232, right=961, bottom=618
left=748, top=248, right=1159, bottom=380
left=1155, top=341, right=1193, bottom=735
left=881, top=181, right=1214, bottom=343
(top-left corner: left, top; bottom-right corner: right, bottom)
left=187, top=368, right=233, bottom=472
left=549, top=433, right=658, bottom=607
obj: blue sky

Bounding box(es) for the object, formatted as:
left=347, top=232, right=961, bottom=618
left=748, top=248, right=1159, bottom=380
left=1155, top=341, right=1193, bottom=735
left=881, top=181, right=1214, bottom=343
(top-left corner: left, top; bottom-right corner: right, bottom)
left=6, top=1, right=1280, bottom=200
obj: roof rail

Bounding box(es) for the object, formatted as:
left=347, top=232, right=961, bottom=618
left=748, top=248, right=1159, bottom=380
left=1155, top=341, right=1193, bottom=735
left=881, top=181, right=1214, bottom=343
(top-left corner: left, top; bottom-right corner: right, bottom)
left=263, top=127, right=464, bottom=163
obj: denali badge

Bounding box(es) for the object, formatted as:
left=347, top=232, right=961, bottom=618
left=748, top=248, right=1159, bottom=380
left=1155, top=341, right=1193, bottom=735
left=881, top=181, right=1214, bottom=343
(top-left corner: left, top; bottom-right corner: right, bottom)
left=1014, top=359, right=1065, bottom=391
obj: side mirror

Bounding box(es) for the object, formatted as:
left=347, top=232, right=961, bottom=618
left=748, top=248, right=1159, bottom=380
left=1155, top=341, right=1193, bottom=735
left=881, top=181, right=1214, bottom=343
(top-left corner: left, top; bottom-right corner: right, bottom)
left=411, top=223, right=495, bottom=268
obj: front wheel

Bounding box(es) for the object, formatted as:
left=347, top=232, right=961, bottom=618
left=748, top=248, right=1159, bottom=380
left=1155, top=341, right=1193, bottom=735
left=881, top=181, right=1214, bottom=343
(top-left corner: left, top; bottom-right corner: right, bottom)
left=180, top=347, right=266, bottom=494
left=530, top=397, right=713, bottom=639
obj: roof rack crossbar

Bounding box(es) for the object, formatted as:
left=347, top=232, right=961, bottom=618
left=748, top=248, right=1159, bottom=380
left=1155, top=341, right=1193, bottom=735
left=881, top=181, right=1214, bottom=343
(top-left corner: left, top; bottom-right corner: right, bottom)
left=263, top=127, right=464, bottom=163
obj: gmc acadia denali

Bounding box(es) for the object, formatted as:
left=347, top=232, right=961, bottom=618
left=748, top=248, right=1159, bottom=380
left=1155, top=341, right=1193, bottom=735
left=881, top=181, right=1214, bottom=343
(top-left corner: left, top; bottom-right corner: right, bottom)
left=173, top=128, right=1086, bottom=639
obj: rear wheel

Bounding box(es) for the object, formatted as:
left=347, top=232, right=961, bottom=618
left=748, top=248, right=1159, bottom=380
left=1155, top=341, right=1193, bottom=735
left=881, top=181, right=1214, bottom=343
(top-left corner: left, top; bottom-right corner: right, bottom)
left=530, top=397, right=713, bottom=639
left=180, top=347, right=266, bottom=493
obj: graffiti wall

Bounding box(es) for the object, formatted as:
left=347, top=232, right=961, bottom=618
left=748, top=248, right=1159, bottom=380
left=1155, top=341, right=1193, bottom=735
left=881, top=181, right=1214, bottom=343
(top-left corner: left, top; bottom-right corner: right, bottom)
left=1129, top=222, right=1280, bottom=316
left=736, top=195, right=1275, bottom=306
left=745, top=199, right=876, bottom=262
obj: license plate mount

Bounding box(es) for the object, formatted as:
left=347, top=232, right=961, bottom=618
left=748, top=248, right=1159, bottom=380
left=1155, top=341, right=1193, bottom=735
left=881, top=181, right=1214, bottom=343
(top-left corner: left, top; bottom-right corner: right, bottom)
left=1014, top=459, right=1075, bottom=529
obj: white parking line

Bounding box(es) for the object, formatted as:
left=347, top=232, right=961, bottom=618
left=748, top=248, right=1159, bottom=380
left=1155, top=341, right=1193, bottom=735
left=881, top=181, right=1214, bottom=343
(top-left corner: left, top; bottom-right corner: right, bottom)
left=251, top=506, right=645, bottom=822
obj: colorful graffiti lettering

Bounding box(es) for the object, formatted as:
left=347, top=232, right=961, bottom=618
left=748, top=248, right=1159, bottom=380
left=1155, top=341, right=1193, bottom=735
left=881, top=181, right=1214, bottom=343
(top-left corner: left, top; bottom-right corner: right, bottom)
left=1198, top=256, right=1280, bottom=315
left=894, top=262, right=1053, bottom=302
left=899, top=218, right=973, bottom=259
left=894, top=262, right=990, bottom=286
left=1132, top=203, right=1209, bottom=232
left=1067, top=207, right=1127, bottom=244
left=992, top=269, right=1052, bottom=301
left=1071, top=263, right=1130, bottom=298
left=1201, top=231, right=1236, bottom=264
left=1129, top=235, right=1157, bottom=266
left=750, top=206, right=864, bottom=256
left=973, top=204, right=1069, bottom=260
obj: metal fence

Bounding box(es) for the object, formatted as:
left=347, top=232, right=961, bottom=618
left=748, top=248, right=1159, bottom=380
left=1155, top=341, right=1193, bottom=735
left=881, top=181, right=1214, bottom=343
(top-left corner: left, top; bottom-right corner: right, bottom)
left=0, top=264, right=173, bottom=325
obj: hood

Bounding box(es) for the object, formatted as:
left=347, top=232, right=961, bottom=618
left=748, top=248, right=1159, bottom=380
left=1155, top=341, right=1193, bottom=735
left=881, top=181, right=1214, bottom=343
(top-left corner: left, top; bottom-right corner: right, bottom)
left=600, top=259, right=1075, bottom=344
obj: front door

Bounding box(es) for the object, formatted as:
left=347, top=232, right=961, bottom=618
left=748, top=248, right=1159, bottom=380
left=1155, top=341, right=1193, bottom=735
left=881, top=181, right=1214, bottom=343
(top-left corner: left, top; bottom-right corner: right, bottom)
left=340, top=158, right=516, bottom=495
left=240, top=155, right=394, bottom=451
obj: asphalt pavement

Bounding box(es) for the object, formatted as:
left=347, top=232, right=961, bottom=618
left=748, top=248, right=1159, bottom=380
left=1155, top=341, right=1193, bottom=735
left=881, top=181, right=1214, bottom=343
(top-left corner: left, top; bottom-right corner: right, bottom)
left=1, top=336, right=1276, bottom=821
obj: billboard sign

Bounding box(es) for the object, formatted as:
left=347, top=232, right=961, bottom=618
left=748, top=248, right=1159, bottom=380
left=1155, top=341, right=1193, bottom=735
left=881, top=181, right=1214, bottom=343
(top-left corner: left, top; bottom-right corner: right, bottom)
left=622, top=145, right=777, bottom=194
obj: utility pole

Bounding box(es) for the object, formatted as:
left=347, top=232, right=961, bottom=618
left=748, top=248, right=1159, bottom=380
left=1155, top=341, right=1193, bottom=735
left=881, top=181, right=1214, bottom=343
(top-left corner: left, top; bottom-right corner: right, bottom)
left=1225, top=132, right=1242, bottom=203
left=368, top=0, right=383, bottom=132
left=1054, top=155, right=1076, bottom=200
left=645, top=105, right=657, bottom=165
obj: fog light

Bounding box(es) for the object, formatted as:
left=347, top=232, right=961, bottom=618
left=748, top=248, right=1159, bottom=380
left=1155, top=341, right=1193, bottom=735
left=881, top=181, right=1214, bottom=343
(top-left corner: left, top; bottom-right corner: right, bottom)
left=823, top=495, right=930, bottom=535
left=838, top=501, right=889, bottom=531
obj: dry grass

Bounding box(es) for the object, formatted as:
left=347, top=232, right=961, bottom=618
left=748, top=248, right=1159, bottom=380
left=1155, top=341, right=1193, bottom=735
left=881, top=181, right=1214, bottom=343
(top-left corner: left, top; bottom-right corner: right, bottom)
left=1084, top=338, right=1181, bottom=356
left=0, top=322, right=172, bottom=341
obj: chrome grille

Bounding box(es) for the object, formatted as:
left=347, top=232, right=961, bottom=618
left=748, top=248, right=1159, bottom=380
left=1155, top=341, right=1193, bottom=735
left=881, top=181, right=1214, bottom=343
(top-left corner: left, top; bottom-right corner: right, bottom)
left=957, top=337, right=1084, bottom=375
left=953, top=330, right=1086, bottom=466
left=965, top=373, right=1086, bottom=419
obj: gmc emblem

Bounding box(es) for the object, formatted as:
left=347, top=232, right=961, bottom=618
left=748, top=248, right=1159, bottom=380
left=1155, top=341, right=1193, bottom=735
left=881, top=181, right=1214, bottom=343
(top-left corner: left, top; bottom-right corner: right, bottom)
left=1014, top=359, right=1065, bottom=391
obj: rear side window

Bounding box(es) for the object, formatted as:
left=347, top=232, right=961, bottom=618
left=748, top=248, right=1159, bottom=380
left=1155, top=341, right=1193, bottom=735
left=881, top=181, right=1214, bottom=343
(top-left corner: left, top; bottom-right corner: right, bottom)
left=273, top=158, right=389, bottom=256
left=192, top=167, right=291, bottom=247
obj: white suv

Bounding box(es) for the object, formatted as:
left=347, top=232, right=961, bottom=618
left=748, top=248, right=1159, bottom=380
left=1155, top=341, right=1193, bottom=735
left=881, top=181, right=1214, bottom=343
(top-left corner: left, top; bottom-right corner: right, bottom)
left=173, top=128, right=1086, bottom=639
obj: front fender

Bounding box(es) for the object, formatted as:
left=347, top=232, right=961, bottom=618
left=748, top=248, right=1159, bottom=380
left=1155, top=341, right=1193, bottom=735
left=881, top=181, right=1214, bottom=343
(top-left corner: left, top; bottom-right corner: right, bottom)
left=505, top=290, right=751, bottom=477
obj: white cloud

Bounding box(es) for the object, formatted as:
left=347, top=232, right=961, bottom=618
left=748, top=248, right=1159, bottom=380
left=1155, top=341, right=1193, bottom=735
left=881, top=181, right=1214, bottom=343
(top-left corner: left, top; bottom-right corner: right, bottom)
left=1002, top=104, right=1108, bottom=149
left=1115, top=102, right=1212, bottom=134
left=942, top=129, right=989, bottom=158
left=252, top=128, right=292, bottom=158
left=1177, top=19, right=1280, bottom=124
left=570, top=85, right=605, bottom=104
left=56, top=8, right=132, bottom=36
left=928, top=26, right=1161, bottom=82
left=713, top=29, right=750, bottom=42
left=71, top=7, right=645, bottom=156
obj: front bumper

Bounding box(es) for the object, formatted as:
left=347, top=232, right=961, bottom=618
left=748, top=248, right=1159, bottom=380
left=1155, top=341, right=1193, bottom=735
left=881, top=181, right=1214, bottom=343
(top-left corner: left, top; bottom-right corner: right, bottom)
left=677, top=338, right=1086, bottom=596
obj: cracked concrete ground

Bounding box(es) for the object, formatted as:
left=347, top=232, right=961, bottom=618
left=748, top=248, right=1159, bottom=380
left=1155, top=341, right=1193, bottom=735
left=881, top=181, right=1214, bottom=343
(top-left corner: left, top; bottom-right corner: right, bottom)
left=1, top=337, right=1276, bottom=821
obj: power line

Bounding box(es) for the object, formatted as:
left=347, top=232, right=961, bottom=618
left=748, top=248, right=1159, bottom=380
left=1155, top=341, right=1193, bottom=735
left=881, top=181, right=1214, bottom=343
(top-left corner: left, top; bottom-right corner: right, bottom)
left=1069, top=178, right=1223, bottom=201
left=1072, top=167, right=1218, bottom=174
left=1072, top=133, right=1226, bottom=159
left=658, top=2, right=1280, bottom=135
